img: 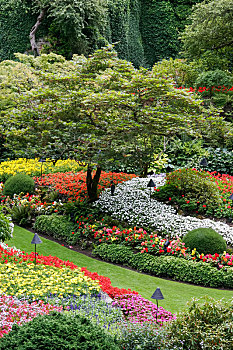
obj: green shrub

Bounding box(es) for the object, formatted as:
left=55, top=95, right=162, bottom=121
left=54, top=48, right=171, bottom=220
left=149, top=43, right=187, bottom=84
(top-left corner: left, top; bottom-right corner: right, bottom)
left=34, top=215, right=77, bottom=244
left=0, top=208, right=13, bottom=242
left=166, top=297, right=233, bottom=350
left=0, top=311, right=120, bottom=350
left=204, top=147, right=233, bottom=175
left=3, top=173, right=35, bottom=198
left=93, top=244, right=233, bottom=288
left=183, top=227, right=227, bottom=255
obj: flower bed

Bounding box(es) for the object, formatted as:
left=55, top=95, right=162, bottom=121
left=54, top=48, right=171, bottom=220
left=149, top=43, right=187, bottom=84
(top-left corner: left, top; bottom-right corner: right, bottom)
left=94, top=177, right=233, bottom=245
left=0, top=158, right=85, bottom=182
left=0, top=294, right=62, bottom=338
left=34, top=171, right=136, bottom=201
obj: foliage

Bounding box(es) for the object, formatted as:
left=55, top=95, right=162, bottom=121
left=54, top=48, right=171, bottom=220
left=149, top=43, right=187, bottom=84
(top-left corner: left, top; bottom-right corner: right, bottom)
left=34, top=214, right=76, bottom=244
left=166, top=297, right=233, bottom=350
left=165, top=137, right=208, bottom=169
left=195, top=69, right=233, bottom=98
left=107, top=0, right=144, bottom=68
left=163, top=168, right=222, bottom=214
left=140, top=0, right=178, bottom=68
left=93, top=243, right=233, bottom=288
left=204, top=148, right=233, bottom=174
left=180, top=0, right=233, bottom=70
left=118, top=322, right=168, bottom=350
left=0, top=312, right=120, bottom=350
left=183, top=228, right=227, bottom=255
left=0, top=209, right=13, bottom=242
left=3, top=174, right=35, bottom=198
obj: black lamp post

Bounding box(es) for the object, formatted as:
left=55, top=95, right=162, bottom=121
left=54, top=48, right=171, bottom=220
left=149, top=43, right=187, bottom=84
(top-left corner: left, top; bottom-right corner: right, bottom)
left=151, top=287, right=164, bottom=322
left=147, top=179, right=156, bottom=201
left=110, top=181, right=116, bottom=196
left=200, top=157, right=208, bottom=169
left=31, top=233, right=42, bottom=266
left=39, top=158, right=46, bottom=179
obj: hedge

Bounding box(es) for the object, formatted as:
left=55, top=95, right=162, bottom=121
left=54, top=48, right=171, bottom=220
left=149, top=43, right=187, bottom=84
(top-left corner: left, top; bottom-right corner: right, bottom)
left=93, top=244, right=233, bottom=289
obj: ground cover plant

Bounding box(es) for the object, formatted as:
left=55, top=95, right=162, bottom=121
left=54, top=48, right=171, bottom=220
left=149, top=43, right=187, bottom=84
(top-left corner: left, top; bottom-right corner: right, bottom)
left=94, top=176, right=233, bottom=245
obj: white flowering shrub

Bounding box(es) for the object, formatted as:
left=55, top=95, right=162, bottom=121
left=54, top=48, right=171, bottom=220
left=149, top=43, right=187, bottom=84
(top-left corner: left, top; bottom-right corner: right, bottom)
left=94, top=176, right=233, bottom=245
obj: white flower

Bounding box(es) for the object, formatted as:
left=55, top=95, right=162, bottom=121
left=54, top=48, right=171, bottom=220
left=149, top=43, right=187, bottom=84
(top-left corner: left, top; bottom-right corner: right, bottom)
left=94, top=176, right=233, bottom=245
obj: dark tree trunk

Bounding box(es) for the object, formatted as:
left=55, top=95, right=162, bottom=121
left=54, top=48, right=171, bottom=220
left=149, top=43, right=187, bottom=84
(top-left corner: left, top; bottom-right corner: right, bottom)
left=29, top=8, right=46, bottom=57
left=86, top=165, right=102, bottom=202
left=140, top=163, right=148, bottom=177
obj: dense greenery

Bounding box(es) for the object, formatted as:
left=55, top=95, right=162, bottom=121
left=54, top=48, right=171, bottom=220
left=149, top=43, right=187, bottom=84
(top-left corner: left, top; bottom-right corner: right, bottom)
left=0, top=0, right=202, bottom=67
left=3, top=174, right=35, bottom=198
left=0, top=312, right=120, bottom=350
left=183, top=228, right=227, bottom=255
left=34, top=215, right=76, bottom=244
left=166, top=297, right=233, bottom=349
left=93, top=244, right=233, bottom=288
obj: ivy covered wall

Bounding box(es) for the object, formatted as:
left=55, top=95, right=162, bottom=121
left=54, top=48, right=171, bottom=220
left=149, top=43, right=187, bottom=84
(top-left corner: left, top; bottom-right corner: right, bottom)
left=0, top=0, right=202, bottom=67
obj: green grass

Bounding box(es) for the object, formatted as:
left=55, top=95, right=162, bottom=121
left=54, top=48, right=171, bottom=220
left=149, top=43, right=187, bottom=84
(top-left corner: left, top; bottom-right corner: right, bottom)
left=6, top=225, right=233, bottom=314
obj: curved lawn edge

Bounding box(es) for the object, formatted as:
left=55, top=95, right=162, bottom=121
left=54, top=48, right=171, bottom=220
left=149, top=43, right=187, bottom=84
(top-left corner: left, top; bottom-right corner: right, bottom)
left=5, top=226, right=233, bottom=314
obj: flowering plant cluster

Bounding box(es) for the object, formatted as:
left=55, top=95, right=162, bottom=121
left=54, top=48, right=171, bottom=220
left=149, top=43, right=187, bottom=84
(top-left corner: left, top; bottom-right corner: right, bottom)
left=0, top=294, right=62, bottom=338
left=0, top=243, right=137, bottom=299
left=176, top=86, right=233, bottom=93
left=34, top=170, right=136, bottom=201
left=1, top=192, right=63, bottom=216
left=112, top=294, right=175, bottom=326
left=0, top=158, right=85, bottom=182
left=163, top=168, right=233, bottom=219
left=94, top=176, right=233, bottom=245
left=0, top=207, right=14, bottom=242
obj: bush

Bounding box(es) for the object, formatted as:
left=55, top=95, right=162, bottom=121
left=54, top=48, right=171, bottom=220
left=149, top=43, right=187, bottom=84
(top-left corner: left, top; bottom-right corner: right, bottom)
left=3, top=173, right=35, bottom=198
left=0, top=311, right=120, bottom=350
left=0, top=208, right=13, bottom=241
left=93, top=244, right=233, bottom=288
left=34, top=215, right=77, bottom=244
left=204, top=147, right=233, bottom=175
left=183, top=227, right=227, bottom=255
left=166, top=297, right=233, bottom=350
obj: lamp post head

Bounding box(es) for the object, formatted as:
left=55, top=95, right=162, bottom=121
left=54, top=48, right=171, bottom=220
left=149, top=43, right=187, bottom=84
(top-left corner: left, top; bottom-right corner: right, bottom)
left=147, top=179, right=156, bottom=188
left=31, top=233, right=42, bottom=245
left=229, top=193, right=233, bottom=201
left=200, top=158, right=208, bottom=167
left=151, top=287, right=164, bottom=300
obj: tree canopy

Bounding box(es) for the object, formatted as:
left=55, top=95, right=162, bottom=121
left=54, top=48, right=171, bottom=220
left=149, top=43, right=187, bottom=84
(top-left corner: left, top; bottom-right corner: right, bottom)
left=180, top=0, right=233, bottom=69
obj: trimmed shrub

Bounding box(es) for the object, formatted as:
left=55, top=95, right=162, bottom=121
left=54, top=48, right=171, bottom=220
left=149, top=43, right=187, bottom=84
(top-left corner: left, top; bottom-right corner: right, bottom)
left=3, top=173, right=35, bottom=198
left=183, top=227, right=227, bottom=255
left=166, top=297, right=233, bottom=349
left=93, top=244, right=233, bottom=288
left=34, top=215, right=77, bottom=244
left=0, top=311, right=120, bottom=350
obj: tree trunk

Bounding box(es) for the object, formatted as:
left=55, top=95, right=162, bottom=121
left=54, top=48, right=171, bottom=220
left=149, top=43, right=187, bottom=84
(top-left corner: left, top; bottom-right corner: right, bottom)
left=140, top=163, right=148, bottom=177
left=29, top=8, right=46, bottom=57
left=86, top=165, right=102, bottom=202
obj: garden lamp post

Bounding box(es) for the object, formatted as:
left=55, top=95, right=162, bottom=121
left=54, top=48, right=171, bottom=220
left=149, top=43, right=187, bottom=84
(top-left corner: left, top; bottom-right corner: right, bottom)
left=39, top=158, right=46, bottom=179
left=200, top=158, right=208, bottom=169
left=147, top=179, right=156, bottom=202
left=151, top=287, right=164, bottom=323
left=110, top=181, right=116, bottom=196
left=31, top=233, right=42, bottom=266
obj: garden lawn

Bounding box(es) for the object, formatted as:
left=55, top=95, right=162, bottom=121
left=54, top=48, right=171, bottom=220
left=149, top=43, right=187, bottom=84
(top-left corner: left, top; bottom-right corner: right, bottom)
left=6, top=226, right=233, bottom=314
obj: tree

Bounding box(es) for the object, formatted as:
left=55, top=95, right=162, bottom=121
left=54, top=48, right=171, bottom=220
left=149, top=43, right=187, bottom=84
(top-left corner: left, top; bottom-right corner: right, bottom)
left=1, top=47, right=227, bottom=200
left=180, top=0, right=233, bottom=69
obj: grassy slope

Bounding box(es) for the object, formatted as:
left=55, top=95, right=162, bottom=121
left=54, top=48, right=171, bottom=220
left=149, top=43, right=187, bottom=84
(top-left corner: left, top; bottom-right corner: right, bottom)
left=6, top=226, right=233, bottom=314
